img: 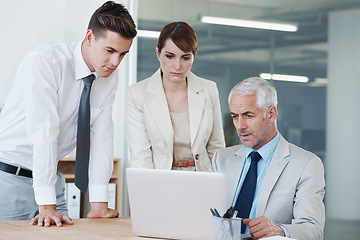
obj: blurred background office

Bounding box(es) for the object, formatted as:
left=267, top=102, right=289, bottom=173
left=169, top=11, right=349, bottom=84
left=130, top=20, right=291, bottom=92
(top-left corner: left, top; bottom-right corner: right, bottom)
left=0, top=0, right=359, bottom=239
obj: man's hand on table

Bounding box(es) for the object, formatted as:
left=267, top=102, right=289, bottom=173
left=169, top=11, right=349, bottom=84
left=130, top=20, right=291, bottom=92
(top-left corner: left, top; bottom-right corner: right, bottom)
left=30, top=204, right=73, bottom=227
left=87, top=202, right=119, bottom=218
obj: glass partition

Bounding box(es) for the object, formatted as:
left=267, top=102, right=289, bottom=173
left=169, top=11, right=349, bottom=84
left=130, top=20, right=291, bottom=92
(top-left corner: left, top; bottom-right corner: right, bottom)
left=135, top=0, right=342, bottom=160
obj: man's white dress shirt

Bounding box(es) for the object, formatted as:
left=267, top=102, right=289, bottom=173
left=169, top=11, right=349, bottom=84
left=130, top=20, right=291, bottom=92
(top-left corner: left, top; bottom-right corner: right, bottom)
left=0, top=42, right=118, bottom=205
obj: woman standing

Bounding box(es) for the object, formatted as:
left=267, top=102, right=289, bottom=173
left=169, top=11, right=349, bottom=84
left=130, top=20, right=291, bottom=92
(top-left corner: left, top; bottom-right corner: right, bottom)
left=126, top=22, right=225, bottom=171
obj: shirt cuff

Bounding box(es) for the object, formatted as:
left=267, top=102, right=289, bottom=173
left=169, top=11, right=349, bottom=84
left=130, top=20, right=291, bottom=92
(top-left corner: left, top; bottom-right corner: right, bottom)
left=33, top=186, right=56, bottom=205
left=279, top=224, right=290, bottom=238
left=89, top=184, right=109, bottom=202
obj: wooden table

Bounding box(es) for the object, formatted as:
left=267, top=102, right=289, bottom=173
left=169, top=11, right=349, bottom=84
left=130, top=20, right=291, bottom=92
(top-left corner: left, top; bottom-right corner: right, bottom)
left=0, top=217, right=292, bottom=240
left=0, top=217, right=153, bottom=240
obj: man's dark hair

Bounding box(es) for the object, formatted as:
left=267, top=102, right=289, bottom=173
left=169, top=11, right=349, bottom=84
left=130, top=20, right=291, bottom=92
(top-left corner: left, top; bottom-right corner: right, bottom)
left=88, top=1, right=137, bottom=39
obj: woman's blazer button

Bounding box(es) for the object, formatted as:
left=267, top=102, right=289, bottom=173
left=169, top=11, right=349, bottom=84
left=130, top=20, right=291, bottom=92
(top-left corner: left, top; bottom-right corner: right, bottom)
left=195, top=154, right=200, bottom=160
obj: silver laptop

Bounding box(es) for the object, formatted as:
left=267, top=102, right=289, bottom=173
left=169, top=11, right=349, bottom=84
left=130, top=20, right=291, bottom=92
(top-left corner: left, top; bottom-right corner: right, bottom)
left=126, top=168, right=227, bottom=240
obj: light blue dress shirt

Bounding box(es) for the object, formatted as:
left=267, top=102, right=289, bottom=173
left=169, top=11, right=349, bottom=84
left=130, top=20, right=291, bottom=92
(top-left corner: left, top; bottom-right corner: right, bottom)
left=231, top=132, right=290, bottom=237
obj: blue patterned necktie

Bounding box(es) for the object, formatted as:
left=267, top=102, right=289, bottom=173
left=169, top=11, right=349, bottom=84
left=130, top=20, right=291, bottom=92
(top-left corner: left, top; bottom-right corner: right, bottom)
left=75, top=74, right=95, bottom=193
left=234, top=151, right=262, bottom=233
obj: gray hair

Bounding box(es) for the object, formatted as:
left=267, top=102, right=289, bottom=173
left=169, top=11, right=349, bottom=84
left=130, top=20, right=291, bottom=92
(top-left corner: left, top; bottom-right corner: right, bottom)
left=228, top=77, right=278, bottom=118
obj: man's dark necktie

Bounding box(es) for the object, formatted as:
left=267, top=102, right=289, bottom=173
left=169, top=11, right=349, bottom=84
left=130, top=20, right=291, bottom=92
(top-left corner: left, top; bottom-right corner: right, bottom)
left=75, top=74, right=95, bottom=194
left=234, top=151, right=262, bottom=233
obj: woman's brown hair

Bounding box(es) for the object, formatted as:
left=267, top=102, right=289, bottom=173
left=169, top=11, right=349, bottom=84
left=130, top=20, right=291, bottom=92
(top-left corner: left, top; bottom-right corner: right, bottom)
left=157, top=22, right=198, bottom=56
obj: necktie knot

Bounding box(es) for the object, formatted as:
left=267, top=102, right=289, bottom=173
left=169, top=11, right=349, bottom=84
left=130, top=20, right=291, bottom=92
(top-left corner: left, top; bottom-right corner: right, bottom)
left=249, top=151, right=262, bottom=163
left=83, top=74, right=95, bottom=87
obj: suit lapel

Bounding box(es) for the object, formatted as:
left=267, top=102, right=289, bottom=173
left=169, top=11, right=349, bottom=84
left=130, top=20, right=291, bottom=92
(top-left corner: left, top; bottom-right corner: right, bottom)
left=146, top=69, right=173, bottom=148
left=256, top=136, right=290, bottom=216
left=187, top=72, right=205, bottom=146
left=227, top=147, right=247, bottom=205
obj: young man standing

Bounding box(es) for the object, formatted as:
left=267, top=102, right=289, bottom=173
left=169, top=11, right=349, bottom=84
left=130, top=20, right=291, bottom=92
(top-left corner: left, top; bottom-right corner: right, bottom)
left=0, top=1, right=137, bottom=227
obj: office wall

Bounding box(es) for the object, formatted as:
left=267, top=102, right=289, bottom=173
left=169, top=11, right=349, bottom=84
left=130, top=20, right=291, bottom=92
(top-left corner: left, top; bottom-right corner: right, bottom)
left=0, top=0, right=103, bottom=106
left=327, top=8, right=360, bottom=220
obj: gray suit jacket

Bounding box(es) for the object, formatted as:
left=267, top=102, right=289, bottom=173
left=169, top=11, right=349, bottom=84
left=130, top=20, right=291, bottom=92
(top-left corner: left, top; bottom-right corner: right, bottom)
left=209, top=135, right=325, bottom=240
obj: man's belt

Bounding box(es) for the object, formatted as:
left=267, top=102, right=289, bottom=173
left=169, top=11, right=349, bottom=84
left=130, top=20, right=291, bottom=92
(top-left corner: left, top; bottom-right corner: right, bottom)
left=0, top=161, right=33, bottom=178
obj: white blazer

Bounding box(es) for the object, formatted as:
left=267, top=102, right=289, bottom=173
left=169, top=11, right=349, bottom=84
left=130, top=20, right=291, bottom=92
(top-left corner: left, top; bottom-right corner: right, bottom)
left=126, top=69, right=225, bottom=171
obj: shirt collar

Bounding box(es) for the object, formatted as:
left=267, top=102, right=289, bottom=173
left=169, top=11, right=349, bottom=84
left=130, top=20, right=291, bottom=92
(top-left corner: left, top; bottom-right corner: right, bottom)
left=245, top=131, right=280, bottom=163
left=74, top=41, right=98, bottom=80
